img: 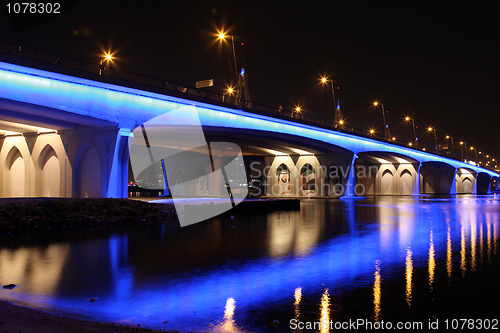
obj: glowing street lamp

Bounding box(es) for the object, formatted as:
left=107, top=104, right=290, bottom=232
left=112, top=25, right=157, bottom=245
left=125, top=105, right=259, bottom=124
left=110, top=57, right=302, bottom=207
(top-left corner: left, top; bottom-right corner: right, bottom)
left=427, top=127, right=438, bottom=152
left=222, top=86, right=235, bottom=102
left=459, top=141, right=468, bottom=161
left=369, top=128, right=376, bottom=136
left=99, top=52, right=113, bottom=76
left=470, top=146, right=478, bottom=162
left=320, top=76, right=341, bottom=127
left=404, top=116, right=418, bottom=147
left=293, top=105, right=302, bottom=118
left=373, top=101, right=390, bottom=139
left=217, top=30, right=239, bottom=90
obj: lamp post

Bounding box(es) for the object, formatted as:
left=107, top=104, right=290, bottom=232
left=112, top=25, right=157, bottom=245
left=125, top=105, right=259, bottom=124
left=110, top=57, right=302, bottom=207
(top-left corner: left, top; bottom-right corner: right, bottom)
left=470, top=146, right=478, bottom=163
left=293, top=105, right=302, bottom=118
left=222, top=86, right=234, bottom=102
left=445, top=135, right=455, bottom=159
left=218, top=31, right=239, bottom=94
left=459, top=141, right=468, bottom=161
left=427, top=127, right=438, bottom=152
left=99, top=53, right=113, bottom=76
left=404, top=116, right=418, bottom=147
left=373, top=102, right=390, bottom=139
left=320, top=77, right=342, bottom=127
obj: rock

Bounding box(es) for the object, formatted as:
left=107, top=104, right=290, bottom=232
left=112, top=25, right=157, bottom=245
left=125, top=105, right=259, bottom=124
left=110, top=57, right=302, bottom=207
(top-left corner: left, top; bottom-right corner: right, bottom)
left=2, top=284, right=16, bottom=289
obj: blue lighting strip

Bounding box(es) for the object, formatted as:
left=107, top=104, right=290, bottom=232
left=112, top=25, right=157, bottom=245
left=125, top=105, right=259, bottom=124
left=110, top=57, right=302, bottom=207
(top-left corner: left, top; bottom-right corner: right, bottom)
left=0, top=61, right=497, bottom=177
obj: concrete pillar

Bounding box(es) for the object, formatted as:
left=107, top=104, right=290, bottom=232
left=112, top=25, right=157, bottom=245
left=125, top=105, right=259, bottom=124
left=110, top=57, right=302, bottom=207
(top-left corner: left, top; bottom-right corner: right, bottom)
left=343, top=154, right=358, bottom=197
left=472, top=172, right=478, bottom=194
left=449, top=168, right=457, bottom=195
left=412, top=163, right=422, bottom=195
left=107, top=128, right=133, bottom=198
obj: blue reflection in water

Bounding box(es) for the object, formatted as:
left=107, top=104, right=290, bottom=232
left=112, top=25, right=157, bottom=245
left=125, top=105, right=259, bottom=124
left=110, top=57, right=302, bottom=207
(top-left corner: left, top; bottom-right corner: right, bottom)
left=0, top=196, right=498, bottom=332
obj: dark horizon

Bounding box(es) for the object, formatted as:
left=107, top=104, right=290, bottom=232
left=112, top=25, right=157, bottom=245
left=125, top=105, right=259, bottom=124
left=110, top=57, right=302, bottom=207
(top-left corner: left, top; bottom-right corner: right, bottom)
left=1, top=1, right=498, bottom=161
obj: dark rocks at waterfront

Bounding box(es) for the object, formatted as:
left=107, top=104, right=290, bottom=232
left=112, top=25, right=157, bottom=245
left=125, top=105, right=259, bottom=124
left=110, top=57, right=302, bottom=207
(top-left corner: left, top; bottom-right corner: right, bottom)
left=0, top=198, right=177, bottom=244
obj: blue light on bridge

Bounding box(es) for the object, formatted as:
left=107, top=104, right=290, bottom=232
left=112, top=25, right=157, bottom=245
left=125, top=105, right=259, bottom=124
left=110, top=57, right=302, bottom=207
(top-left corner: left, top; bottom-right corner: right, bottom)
left=0, top=61, right=497, bottom=178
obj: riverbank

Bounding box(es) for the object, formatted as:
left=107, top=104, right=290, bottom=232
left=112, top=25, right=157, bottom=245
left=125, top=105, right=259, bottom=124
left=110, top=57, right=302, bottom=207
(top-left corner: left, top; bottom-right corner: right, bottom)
left=0, top=197, right=177, bottom=245
left=0, top=299, right=177, bottom=332
left=0, top=197, right=300, bottom=245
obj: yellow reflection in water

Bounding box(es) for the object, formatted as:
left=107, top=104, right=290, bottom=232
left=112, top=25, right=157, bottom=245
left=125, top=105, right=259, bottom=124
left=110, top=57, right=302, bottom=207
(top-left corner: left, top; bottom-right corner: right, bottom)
left=320, top=289, right=330, bottom=333
left=446, top=224, right=452, bottom=280
left=461, top=224, right=467, bottom=276
left=494, top=222, right=498, bottom=256
left=487, top=222, right=492, bottom=262
left=212, top=297, right=238, bottom=332
left=405, top=246, right=413, bottom=307
left=471, top=221, right=477, bottom=271
left=0, top=244, right=69, bottom=298
left=373, top=260, right=381, bottom=321
left=480, top=222, right=484, bottom=265
left=294, top=287, right=302, bottom=322
left=428, top=229, right=435, bottom=291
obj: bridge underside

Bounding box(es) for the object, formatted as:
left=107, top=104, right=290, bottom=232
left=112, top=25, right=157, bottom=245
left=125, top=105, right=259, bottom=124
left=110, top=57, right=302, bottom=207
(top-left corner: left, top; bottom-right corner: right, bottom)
left=2, top=116, right=498, bottom=199
left=0, top=98, right=130, bottom=198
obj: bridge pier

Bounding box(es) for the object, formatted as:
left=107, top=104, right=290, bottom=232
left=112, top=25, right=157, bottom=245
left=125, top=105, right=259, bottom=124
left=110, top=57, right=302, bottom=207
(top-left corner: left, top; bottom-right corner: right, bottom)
left=0, top=127, right=131, bottom=199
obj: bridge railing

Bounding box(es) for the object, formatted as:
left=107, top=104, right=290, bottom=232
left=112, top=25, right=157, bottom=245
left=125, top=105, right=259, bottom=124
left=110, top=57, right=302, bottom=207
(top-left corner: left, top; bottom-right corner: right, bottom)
left=0, top=42, right=491, bottom=170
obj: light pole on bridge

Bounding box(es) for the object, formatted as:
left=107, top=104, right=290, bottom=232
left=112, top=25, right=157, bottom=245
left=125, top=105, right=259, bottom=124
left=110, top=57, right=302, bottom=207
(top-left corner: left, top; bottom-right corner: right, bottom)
left=404, top=116, right=418, bottom=148
left=373, top=102, right=390, bottom=140
left=320, top=77, right=343, bottom=127
left=470, top=146, right=478, bottom=164
left=427, top=127, right=438, bottom=152
left=99, top=53, right=113, bottom=76
left=459, top=141, right=468, bottom=161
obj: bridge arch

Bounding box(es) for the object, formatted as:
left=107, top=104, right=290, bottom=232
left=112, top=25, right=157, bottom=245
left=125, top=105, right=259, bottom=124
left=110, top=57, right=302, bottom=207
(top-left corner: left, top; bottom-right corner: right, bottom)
left=296, top=158, right=322, bottom=196
left=476, top=172, right=491, bottom=194
left=5, top=146, right=26, bottom=197
left=355, top=152, right=419, bottom=196
left=1, top=137, right=32, bottom=197
left=455, top=167, right=477, bottom=194
left=420, top=161, right=456, bottom=194
left=270, top=160, right=294, bottom=196
left=37, top=144, right=61, bottom=197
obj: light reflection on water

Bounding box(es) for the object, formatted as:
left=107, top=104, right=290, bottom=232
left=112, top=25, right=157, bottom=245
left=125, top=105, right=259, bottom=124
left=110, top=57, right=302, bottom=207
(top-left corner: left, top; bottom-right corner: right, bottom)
left=0, top=196, right=499, bottom=332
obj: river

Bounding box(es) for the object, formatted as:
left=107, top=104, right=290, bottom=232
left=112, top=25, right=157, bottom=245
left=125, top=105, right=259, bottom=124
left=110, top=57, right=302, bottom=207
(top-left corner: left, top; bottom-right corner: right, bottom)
left=0, top=195, right=498, bottom=332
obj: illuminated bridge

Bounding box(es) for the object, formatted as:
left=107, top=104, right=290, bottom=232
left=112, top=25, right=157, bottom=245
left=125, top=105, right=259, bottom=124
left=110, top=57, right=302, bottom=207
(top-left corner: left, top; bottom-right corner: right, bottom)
left=1, top=59, right=498, bottom=199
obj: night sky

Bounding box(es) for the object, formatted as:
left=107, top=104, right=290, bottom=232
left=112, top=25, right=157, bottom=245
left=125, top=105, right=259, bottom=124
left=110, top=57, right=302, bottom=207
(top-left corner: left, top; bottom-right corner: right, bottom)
left=1, top=1, right=498, bottom=160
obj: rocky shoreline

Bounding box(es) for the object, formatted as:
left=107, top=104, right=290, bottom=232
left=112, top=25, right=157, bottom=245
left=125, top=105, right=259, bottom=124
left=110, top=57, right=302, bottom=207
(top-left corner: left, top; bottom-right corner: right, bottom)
left=0, top=198, right=177, bottom=245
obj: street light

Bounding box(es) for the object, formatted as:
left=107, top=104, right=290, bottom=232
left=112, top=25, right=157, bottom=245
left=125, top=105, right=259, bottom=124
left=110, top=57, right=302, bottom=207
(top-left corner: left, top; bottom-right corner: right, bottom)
left=404, top=116, right=418, bottom=147
left=320, top=76, right=342, bottom=127
left=470, top=146, right=478, bottom=163
left=222, top=86, right=235, bottom=102
left=99, top=52, right=113, bottom=76
left=218, top=30, right=239, bottom=92
left=369, top=128, right=376, bottom=137
left=427, top=127, right=438, bottom=152
left=445, top=135, right=455, bottom=159
left=293, top=105, right=302, bottom=118
left=459, top=141, right=468, bottom=161
left=373, top=101, right=390, bottom=139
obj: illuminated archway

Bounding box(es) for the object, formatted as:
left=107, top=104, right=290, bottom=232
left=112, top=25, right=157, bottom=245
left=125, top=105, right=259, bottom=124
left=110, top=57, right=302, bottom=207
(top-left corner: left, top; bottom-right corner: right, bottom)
left=6, top=147, right=25, bottom=197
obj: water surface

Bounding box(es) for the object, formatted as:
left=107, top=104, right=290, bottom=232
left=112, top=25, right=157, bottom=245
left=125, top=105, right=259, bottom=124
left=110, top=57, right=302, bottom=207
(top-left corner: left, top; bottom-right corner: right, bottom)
left=0, top=196, right=499, bottom=332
